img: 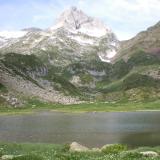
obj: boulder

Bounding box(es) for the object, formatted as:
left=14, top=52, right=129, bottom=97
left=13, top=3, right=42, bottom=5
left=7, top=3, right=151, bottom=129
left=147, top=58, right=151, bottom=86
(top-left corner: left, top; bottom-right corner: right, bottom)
left=91, top=148, right=101, bottom=152
left=140, top=151, right=158, bottom=157
left=69, top=142, right=89, bottom=152
left=1, top=155, right=14, bottom=160
left=101, top=144, right=127, bottom=154
left=1, top=155, right=22, bottom=160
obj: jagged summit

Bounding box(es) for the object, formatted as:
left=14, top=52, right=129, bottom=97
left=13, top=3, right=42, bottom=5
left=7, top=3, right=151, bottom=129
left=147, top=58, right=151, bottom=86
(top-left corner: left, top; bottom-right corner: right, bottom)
left=0, top=6, right=119, bottom=63
left=50, top=6, right=111, bottom=37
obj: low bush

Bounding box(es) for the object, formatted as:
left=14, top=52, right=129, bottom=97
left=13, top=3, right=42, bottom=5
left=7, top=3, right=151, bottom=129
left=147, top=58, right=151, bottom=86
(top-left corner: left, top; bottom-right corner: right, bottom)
left=102, top=144, right=128, bottom=154
left=120, top=151, right=143, bottom=159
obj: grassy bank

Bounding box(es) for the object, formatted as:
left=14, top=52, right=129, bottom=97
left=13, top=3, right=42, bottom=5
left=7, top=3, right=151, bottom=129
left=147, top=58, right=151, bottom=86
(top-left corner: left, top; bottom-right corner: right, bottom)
left=0, top=100, right=160, bottom=114
left=0, top=143, right=160, bottom=160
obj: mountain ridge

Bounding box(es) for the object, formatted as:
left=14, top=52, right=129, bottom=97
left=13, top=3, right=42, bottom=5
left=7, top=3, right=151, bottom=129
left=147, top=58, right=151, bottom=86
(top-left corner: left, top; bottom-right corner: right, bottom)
left=116, top=21, right=160, bottom=61
left=0, top=7, right=119, bottom=63
left=0, top=7, right=160, bottom=107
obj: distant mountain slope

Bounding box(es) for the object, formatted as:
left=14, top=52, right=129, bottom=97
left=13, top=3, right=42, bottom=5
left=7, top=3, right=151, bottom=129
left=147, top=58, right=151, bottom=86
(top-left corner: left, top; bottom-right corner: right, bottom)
left=106, top=21, right=160, bottom=102
left=116, top=21, right=160, bottom=61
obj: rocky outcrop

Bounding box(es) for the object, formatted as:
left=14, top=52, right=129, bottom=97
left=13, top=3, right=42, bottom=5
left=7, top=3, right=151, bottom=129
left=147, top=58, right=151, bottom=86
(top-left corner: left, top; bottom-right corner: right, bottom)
left=69, top=142, right=160, bottom=158
left=69, top=142, right=89, bottom=152
left=1, top=155, right=22, bottom=160
left=0, top=63, right=79, bottom=104
left=140, top=151, right=159, bottom=157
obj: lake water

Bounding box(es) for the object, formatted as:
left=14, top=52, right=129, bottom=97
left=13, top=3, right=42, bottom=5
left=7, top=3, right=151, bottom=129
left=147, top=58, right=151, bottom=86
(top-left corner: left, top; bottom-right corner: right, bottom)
left=0, top=111, right=160, bottom=147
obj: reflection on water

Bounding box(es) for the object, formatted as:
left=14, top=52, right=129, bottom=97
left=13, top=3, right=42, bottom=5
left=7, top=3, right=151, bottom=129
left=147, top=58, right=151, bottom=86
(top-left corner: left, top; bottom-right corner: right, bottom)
left=0, top=111, right=160, bottom=147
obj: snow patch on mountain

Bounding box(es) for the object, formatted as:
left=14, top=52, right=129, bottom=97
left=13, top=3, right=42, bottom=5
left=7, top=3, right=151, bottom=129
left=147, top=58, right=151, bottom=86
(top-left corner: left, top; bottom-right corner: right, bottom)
left=0, top=37, right=10, bottom=49
left=0, top=37, right=7, bottom=42
left=78, top=25, right=107, bottom=37
left=0, top=31, right=27, bottom=39
left=98, top=54, right=111, bottom=63
left=107, top=49, right=117, bottom=58
left=41, top=47, right=47, bottom=51
left=98, top=49, right=117, bottom=63
left=69, top=35, right=94, bottom=45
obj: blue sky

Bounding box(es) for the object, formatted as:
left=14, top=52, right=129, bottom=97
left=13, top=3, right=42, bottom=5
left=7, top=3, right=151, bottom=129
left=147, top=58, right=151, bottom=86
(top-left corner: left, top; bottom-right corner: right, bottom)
left=0, top=0, right=160, bottom=40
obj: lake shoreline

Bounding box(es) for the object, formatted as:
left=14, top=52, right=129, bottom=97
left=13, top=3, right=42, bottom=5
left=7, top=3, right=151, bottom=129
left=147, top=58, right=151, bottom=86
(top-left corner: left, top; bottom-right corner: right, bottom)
left=0, top=108, right=160, bottom=115
left=0, top=100, right=160, bottom=115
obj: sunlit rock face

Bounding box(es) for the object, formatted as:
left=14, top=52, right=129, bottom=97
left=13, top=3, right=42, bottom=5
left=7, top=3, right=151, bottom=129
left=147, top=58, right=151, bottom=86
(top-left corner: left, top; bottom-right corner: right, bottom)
left=0, top=6, right=119, bottom=63
left=49, top=6, right=119, bottom=62
left=50, top=6, right=111, bottom=38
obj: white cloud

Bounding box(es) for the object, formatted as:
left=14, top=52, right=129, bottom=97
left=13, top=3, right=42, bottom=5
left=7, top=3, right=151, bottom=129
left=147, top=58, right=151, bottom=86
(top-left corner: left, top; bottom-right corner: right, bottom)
left=0, top=0, right=160, bottom=40
left=77, top=0, right=160, bottom=40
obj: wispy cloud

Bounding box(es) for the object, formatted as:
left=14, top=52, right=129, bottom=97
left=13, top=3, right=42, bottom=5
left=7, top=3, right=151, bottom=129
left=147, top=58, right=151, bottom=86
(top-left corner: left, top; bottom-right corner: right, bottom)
left=0, top=0, right=160, bottom=40
left=77, top=0, right=160, bottom=39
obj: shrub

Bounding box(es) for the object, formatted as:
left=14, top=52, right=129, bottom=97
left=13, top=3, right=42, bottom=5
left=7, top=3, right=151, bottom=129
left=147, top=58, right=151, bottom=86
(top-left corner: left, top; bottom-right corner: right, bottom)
left=123, top=73, right=160, bottom=90
left=0, top=96, right=6, bottom=104
left=61, top=143, right=70, bottom=152
left=102, top=144, right=128, bottom=154
left=120, top=151, right=143, bottom=159
left=0, top=151, right=3, bottom=157
left=0, top=83, right=7, bottom=93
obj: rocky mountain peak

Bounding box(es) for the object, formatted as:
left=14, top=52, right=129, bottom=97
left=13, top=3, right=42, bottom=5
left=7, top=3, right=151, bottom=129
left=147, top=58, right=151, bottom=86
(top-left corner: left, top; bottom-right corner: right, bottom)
left=50, top=6, right=111, bottom=37
left=0, top=6, right=119, bottom=63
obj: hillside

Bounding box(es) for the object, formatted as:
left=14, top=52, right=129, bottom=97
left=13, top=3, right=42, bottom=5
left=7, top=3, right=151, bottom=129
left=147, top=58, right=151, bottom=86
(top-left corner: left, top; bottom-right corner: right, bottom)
left=0, top=7, right=160, bottom=107
left=116, top=21, right=160, bottom=61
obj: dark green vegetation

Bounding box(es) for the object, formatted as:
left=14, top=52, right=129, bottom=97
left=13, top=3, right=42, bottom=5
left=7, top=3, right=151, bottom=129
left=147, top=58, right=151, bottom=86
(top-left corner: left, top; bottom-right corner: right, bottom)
left=0, top=83, right=7, bottom=93
left=0, top=83, right=7, bottom=105
left=45, top=67, right=82, bottom=96
left=2, top=53, right=45, bottom=71
left=1, top=53, right=46, bottom=88
left=0, top=49, right=160, bottom=109
left=0, top=143, right=159, bottom=160
left=101, top=144, right=128, bottom=154
left=4, top=50, right=159, bottom=95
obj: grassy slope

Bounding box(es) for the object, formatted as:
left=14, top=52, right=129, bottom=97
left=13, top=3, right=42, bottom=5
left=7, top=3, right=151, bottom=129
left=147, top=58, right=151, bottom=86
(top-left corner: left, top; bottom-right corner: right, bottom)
left=1, top=53, right=45, bottom=88
left=0, top=143, right=160, bottom=160
left=99, top=65, right=160, bottom=92
left=0, top=100, right=160, bottom=114
left=96, top=51, right=160, bottom=102
left=0, top=51, right=160, bottom=106
left=1, top=53, right=82, bottom=97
